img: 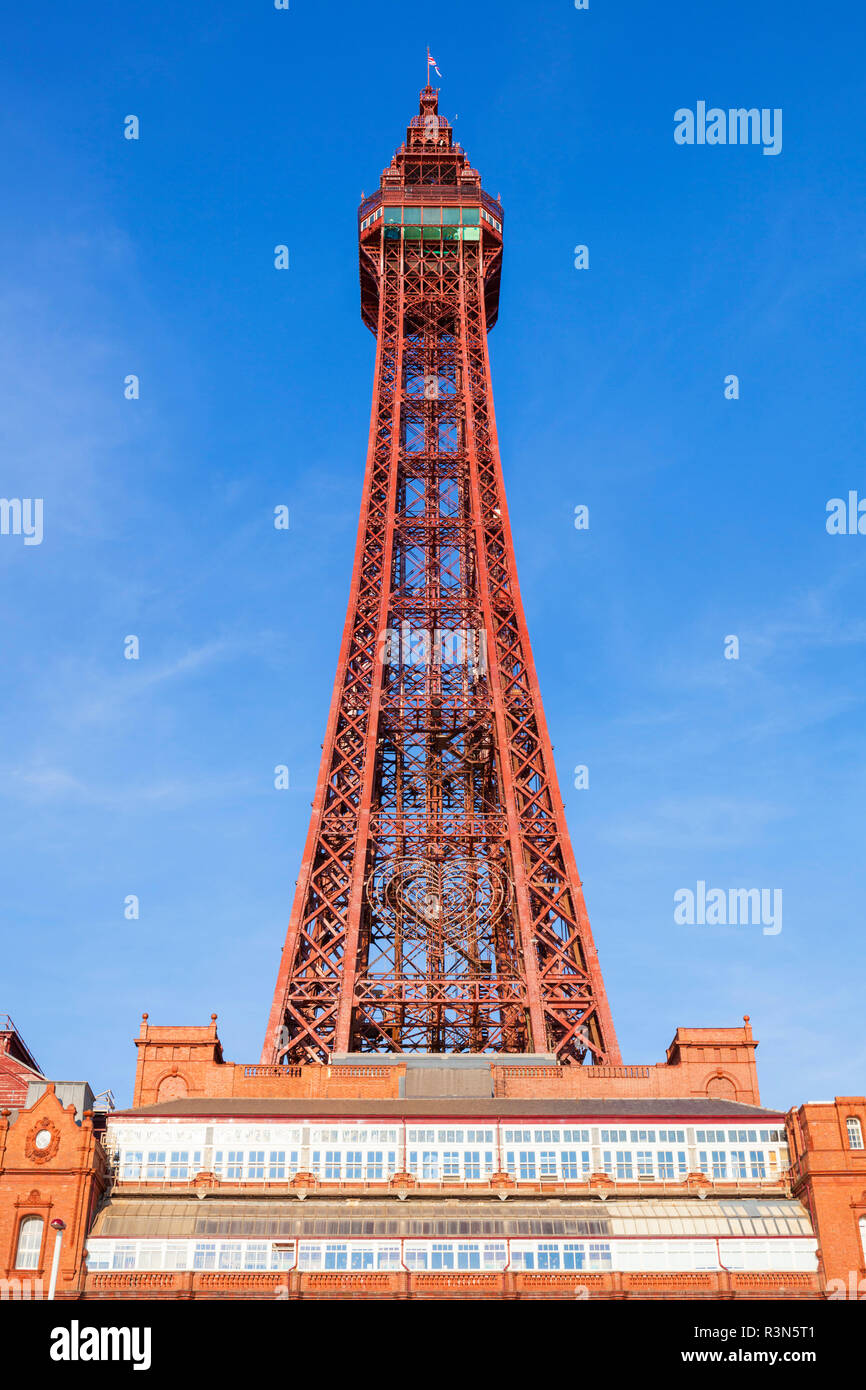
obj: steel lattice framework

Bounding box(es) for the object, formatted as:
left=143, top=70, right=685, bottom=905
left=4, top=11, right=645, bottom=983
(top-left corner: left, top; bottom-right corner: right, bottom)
left=263, top=87, right=621, bottom=1066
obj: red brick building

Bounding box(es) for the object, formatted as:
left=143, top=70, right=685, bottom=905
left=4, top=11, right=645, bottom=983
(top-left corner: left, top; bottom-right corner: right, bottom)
left=2, top=1013, right=863, bottom=1301
left=0, top=1015, right=43, bottom=1110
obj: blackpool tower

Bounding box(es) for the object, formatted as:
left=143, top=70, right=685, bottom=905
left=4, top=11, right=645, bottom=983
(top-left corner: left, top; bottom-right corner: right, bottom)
left=5, top=75, right=845, bottom=1313
left=264, top=85, right=620, bottom=1067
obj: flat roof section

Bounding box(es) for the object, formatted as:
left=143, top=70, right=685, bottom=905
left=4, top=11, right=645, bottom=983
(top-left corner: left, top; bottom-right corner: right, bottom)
left=115, top=1097, right=785, bottom=1121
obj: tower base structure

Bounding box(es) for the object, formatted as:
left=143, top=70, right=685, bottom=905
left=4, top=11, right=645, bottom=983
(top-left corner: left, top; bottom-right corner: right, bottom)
left=2, top=1014, right=864, bottom=1301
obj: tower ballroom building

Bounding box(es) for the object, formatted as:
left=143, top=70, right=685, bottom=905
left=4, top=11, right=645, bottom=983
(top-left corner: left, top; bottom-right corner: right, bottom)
left=2, top=87, right=864, bottom=1302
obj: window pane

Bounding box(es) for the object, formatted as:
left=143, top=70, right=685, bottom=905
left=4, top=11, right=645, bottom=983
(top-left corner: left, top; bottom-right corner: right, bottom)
left=15, top=1216, right=43, bottom=1270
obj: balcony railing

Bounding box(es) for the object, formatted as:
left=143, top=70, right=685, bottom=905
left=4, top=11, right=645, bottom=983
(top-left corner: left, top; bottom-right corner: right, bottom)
left=104, top=1172, right=792, bottom=1199
left=78, top=1267, right=822, bottom=1300
left=242, top=1065, right=303, bottom=1078
left=359, top=187, right=503, bottom=220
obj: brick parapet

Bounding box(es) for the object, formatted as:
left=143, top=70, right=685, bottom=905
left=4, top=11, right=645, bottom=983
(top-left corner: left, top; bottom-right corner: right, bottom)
left=77, top=1268, right=822, bottom=1302
left=131, top=1018, right=762, bottom=1107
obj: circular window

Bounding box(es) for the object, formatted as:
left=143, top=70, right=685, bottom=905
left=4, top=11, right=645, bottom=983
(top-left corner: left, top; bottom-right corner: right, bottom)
left=34, top=1129, right=53, bottom=1151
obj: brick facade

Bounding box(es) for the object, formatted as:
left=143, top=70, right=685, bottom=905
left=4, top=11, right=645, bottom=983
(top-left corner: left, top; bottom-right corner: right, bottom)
left=788, top=1097, right=866, bottom=1293
left=0, top=1084, right=106, bottom=1298
left=1, top=1017, right=861, bottom=1301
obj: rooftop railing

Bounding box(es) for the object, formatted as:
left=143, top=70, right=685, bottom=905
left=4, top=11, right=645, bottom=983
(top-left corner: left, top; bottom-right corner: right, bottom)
left=359, top=187, right=502, bottom=220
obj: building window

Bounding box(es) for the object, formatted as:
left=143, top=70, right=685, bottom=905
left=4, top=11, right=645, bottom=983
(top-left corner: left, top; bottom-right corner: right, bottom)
left=749, top=1151, right=767, bottom=1179
left=442, top=1151, right=460, bottom=1179
left=847, top=1118, right=864, bottom=1151
left=14, top=1216, right=44, bottom=1270
left=169, top=1151, right=197, bottom=1180
left=483, top=1243, right=506, bottom=1269
left=518, top=1151, right=536, bottom=1180
left=247, top=1151, right=265, bottom=1181
left=145, top=1151, right=166, bottom=1180
left=344, top=1151, right=362, bottom=1181
left=121, top=1151, right=143, bottom=1180
left=464, top=1151, right=480, bottom=1180
left=562, top=1149, right=590, bottom=1180
left=588, top=1243, right=613, bottom=1270
left=636, top=1151, right=654, bottom=1179
left=615, top=1151, right=633, bottom=1180
left=539, top=1151, right=557, bottom=1178
left=269, top=1151, right=286, bottom=1180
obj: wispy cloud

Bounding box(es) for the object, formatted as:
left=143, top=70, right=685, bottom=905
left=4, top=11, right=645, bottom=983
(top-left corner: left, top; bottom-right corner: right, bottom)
left=52, top=636, right=257, bottom=729
left=5, top=761, right=258, bottom=810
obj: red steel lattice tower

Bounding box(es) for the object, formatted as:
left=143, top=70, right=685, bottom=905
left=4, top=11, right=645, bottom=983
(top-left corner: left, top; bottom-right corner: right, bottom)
left=264, top=86, right=621, bottom=1066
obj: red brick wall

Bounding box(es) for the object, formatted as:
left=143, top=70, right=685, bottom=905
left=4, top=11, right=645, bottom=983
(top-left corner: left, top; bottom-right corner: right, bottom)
left=788, top=1097, right=866, bottom=1293
left=0, top=1084, right=106, bottom=1298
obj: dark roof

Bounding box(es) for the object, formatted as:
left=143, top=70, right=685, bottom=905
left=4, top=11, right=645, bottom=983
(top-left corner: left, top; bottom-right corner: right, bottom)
left=115, top=1097, right=784, bottom=1121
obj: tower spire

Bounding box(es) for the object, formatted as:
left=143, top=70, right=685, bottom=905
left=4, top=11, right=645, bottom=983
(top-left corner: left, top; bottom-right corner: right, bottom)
left=263, top=89, right=620, bottom=1066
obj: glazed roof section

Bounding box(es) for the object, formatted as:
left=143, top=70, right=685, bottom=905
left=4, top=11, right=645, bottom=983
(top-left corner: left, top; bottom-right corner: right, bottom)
left=115, top=1097, right=784, bottom=1121
left=90, top=1196, right=814, bottom=1241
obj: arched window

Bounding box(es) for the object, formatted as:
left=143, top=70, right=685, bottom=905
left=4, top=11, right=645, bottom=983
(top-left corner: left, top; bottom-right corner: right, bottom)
left=860, top=1217, right=866, bottom=1264
left=14, top=1216, right=44, bottom=1270
left=847, top=1117, right=864, bottom=1151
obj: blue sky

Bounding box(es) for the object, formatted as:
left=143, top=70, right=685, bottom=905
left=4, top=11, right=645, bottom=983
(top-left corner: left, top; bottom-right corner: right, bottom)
left=1, top=1, right=864, bottom=1109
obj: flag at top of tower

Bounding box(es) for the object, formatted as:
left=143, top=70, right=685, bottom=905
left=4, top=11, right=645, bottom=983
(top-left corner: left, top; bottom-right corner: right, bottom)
left=427, top=51, right=442, bottom=78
